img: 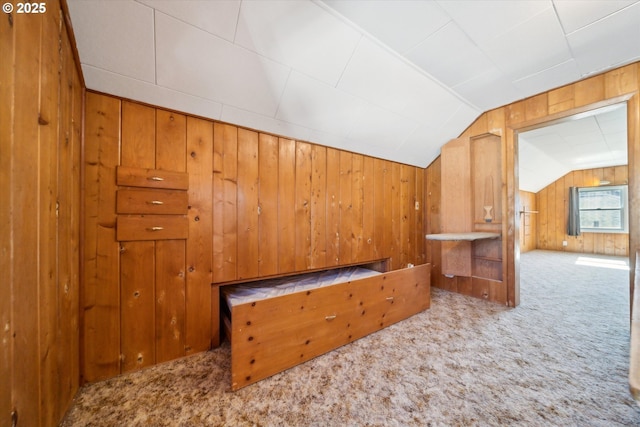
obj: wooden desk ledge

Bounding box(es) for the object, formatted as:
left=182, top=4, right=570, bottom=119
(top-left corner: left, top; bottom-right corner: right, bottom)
left=425, top=232, right=500, bottom=241
left=630, top=250, right=640, bottom=404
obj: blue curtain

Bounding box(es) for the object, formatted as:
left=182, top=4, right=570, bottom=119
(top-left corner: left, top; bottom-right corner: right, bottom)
left=567, top=187, right=580, bottom=236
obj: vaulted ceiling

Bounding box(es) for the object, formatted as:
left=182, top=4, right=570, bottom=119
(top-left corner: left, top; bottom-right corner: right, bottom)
left=519, top=102, right=628, bottom=192
left=67, top=0, right=640, bottom=190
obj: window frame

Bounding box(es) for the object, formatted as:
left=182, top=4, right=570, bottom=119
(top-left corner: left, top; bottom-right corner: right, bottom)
left=577, top=184, right=629, bottom=234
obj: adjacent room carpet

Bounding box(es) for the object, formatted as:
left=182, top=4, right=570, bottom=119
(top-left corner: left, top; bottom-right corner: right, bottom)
left=61, top=250, right=640, bottom=426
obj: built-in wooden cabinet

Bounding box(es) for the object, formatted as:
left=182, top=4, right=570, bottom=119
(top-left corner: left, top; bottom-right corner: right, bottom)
left=84, top=96, right=214, bottom=382
left=435, top=133, right=506, bottom=303
left=82, top=92, right=427, bottom=384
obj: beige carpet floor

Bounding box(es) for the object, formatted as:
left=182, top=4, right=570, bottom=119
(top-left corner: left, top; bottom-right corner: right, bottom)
left=61, top=250, right=640, bottom=426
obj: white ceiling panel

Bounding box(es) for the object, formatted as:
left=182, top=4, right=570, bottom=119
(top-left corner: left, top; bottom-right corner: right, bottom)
left=596, top=108, right=627, bottom=131
left=479, top=7, right=572, bottom=81
left=403, top=77, right=479, bottom=127
left=439, top=104, right=482, bottom=137
left=453, top=67, right=523, bottom=111
left=519, top=105, right=627, bottom=191
left=235, top=0, right=361, bottom=86
left=220, top=105, right=312, bottom=142
left=334, top=38, right=417, bottom=112
left=155, top=11, right=290, bottom=117
left=519, top=141, right=568, bottom=192
left=571, top=149, right=615, bottom=167
left=322, top=0, right=450, bottom=54
left=305, top=129, right=355, bottom=151
left=553, top=0, right=638, bottom=34
left=337, top=37, right=468, bottom=124
left=512, top=59, right=581, bottom=96
left=82, top=64, right=223, bottom=120
left=276, top=71, right=365, bottom=136
left=137, top=0, right=241, bottom=42
left=346, top=103, right=419, bottom=149
left=398, top=124, right=454, bottom=167
left=566, top=2, right=640, bottom=75
left=67, top=0, right=639, bottom=191
left=556, top=117, right=602, bottom=135
left=564, top=132, right=609, bottom=147
left=68, top=0, right=156, bottom=83
left=405, top=21, right=495, bottom=88
left=437, top=0, right=551, bottom=44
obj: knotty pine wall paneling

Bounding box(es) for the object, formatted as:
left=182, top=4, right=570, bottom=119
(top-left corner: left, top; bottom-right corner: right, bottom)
left=425, top=157, right=442, bottom=290
left=311, top=145, right=328, bottom=268
left=362, top=156, right=375, bottom=262
left=352, top=154, right=365, bottom=262
left=400, top=165, right=412, bottom=269
left=390, top=162, right=402, bottom=269
left=258, top=134, right=279, bottom=277
left=120, top=101, right=156, bottom=372
left=326, top=148, right=341, bottom=266
left=155, top=239, right=186, bottom=363
left=535, top=166, right=629, bottom=256
left=213, top=123, right=238, bottom=282
left=84, top=93, right=214, bottom=382
left=2, top=1, right=84, bottom=425
left=83, top=93, right=427, bottom=383
left=295, top=142, right=313, bottom=271
left=185, top=117, right=214, bottom=351
left=39, top=10, right=61, bottom=424
left=154, top=110, right=188, bottom=364
left=339, top=151, right=354, bottom=265
left=416, top=167, right=425, bottom=267
left=10, top=12, right=42, bottom=427
left=278, top=138, right=296, bottom=273
left=83, top=93, right=121, bottom=382
left=237, top=128, right=259, bottom=280
left=372, top=159, right=386, bottom=260
left=0, top=9, right=13, bottom=425
left=519, top=191, right=537, bottom=253
left=119, top=240, right=154, bottom=373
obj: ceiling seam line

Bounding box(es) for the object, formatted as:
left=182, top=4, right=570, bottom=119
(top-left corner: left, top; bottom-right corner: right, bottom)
left=334, top=34, right=363, bottom=90
left=313, top=0, right=481, bottom=112
left=153, top=9, right=157, bottom=85
left=273, top=68, right=293, bottom=120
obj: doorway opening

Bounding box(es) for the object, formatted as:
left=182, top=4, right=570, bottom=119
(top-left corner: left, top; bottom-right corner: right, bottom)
left=514, top=100, right=630, bottom=303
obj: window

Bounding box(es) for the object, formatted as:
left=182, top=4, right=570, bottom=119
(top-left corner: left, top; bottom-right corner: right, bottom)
left=578, top=185, right=628, bottom=233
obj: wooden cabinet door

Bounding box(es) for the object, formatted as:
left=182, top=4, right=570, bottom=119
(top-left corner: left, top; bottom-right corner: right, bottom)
left=440, top=138, right=472, bottom=276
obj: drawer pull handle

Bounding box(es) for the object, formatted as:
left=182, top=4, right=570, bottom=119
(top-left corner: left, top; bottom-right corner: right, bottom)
left=325, top=315, right=336, bottom=321
left=386, top=297, right=394, bottom=302
left=148, top=176, right=164, bottom=181
left=148, top=200, right=164, bottom=205
left=148, top=226, right=164, bottom=232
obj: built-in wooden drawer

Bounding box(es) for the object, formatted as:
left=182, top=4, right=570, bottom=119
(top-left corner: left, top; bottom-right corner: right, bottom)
left=117, top=166, right=189, bottom=190
left=117, top=215, right=188, bottom=241
left=117, top=189, right=188, bottom=215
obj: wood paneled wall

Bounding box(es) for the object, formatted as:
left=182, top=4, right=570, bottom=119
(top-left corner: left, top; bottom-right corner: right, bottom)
left=83, top=95, right=215, bottom=382
left=425, top=157, right=442, bottom=290
left=426, top=61, right=639, bottom=307
left=519, top=191, right=537, bottom=253
left=536, top=166, right=629, bottom=256
left=1, top=1, right=84, bottom=426
left=82, top=92, right=426, bottom=383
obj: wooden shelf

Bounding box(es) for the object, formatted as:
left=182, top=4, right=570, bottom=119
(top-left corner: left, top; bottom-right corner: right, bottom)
left=474, top=256, right=502, bottom=263
left=426, top=232, right=500, bottom=241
